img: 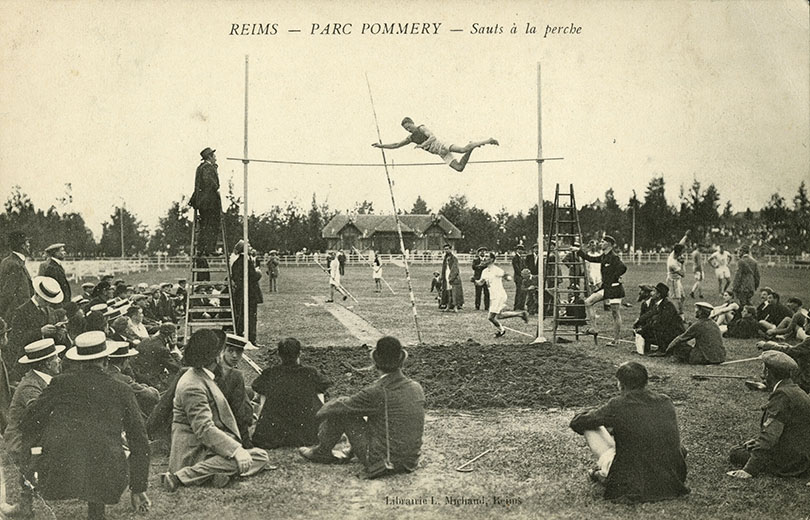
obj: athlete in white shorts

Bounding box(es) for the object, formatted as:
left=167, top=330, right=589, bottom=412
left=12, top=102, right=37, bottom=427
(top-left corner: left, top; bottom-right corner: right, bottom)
left=372, top=117, right=499, bottom=172
left=475, top=253, right=528, bottom=337
left=708, top=245, right=732, bottom=294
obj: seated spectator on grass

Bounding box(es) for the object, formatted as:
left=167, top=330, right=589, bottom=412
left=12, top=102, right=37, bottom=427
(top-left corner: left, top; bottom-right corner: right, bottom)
left=763, top=297, right=807, bottom=342
left=664, top=302, right=726, bottom=364
left=125, top=305, right=150, bottom=343
left=569, top=361, right=690, bottom=503
left=754, top=287, right=774, bottom=321
left=252, top=338, right=331, bottom=449
left=84, top=303, right=109, bottom=334
left=159, top=329, right=271, bottom=493
left=214, top=332, right=256, bottom=447
left=1, top=339, right=64, bottom=518
left=144, top=285, right=177, bottom=324
left=710, top=290, right=741, bottom=333
left=299, top=336, right=425, bottom=479
left=22, top=331, right=150, bottom=519
left=758, top=319, right=810, bottom=393
left=727, top=351, right=810, bottom=480
left=635, top=283, right=684, bottom=355
left=725, top=306, right=760, bottom=339
left=130, top=322, right=181, bottom=392
left=758, top=292, right=793, bottom=337
left=106, top=340, right=160, bottom=418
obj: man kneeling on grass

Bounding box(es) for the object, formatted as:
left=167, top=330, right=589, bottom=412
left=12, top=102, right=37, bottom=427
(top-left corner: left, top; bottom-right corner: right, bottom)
left=299, top=336, right=425, bottom=479
left=570, top=362, right=690, bottom=503
left=727, top=351, right=810, bottom=480
left=663, top=302, right=726, bottom=364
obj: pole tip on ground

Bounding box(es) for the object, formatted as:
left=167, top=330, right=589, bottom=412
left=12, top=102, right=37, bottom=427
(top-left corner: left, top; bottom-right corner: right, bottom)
left=531, top=336, right=548, bottom=344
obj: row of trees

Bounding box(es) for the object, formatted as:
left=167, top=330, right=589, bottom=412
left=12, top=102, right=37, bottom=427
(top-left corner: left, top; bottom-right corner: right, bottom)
left=2, top=178, right=808, bottom=256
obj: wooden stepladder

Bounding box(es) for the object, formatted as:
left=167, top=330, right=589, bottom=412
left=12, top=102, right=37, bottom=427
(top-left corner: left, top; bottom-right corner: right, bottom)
left=544, top=184, right=591, bottom=344
left=182, top=210, right=236, bottom=341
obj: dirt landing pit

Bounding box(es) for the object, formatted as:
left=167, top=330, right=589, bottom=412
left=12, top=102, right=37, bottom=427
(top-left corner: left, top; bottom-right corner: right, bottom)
left=258, top=341, right=631, bottom=410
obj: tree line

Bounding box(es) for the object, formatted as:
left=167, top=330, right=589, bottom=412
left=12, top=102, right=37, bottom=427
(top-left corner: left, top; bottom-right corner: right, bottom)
left=2, top=177, right=808, bottom=257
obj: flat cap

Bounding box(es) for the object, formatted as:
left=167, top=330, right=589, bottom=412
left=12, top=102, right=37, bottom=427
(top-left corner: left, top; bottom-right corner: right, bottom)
left=761, top=351, right=798, bottom=372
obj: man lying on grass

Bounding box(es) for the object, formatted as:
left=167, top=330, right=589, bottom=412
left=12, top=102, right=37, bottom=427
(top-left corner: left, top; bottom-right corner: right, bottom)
left=299, top=336, right=425, bottom=479
left=569, top=361, right=690, bottom=503
left=727, top=351, right=810, bottom=480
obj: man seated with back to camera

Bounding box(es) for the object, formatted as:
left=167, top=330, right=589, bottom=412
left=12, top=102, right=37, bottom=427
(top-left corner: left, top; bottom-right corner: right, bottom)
left=251, top=337, right=331, bottom=449
left=298, top=336, right=424, bottom=479
left=570, top=361, right=690, bottom=503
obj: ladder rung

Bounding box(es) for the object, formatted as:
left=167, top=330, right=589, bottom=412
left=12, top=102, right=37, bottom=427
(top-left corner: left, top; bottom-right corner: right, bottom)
left=186, top=320, right=235, bottom=327
left=190, top=281, right=230, bottom=288
left=188, top=307, right=233, bottom=313
left=188, top=293, right=230, bottom=299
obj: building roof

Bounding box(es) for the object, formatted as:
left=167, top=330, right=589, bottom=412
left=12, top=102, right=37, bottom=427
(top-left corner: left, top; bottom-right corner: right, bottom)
left=322, top=214, right=462, bottom=239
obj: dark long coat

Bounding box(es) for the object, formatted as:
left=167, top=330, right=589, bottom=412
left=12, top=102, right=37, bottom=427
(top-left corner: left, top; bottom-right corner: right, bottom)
left=21, top=366, right=149, bottom=505
left=0, top=253, right=32, bottom=322
left=570, top=388, right=690, bottom=503
left=189, top=161, right=222, bottom=213
left=251, top=363, right=331, bottom=448
left=38, top=258, right=71, bottom=303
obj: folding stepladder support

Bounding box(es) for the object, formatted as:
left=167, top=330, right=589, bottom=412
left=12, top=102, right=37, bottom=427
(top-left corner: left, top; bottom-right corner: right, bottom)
left=544, top=184, right=592, bottom=344
left=183, top=210, right=237, bottom=342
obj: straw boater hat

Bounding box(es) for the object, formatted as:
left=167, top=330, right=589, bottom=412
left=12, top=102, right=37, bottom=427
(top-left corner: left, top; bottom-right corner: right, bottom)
left=107, top=340, right=139, bottom=358
left=19, top=338, right=66, bottom=364
left=32, top=276, right=64, bottom=305
left=370, top=336, right=408, bottom=371
left=44, top=243, right=65, bottom=253
left=66, top=331, right=118, bottom=361
left=225, top=333, right=259, bottom=351
left=89, top=303, right=108, bottom=314
left=82, top=282, right=95, bottom=291
left=695, top=302, right=714, bottom=311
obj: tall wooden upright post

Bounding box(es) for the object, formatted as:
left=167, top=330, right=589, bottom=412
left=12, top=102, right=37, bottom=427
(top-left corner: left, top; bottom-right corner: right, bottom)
left=242, top=55, right=250, bottom=338
left=533, top=62, right=547, bottom=343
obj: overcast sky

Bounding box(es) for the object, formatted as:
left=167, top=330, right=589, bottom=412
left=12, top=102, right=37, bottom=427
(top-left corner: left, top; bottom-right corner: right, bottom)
left=1, top=0, right=807, bottom=239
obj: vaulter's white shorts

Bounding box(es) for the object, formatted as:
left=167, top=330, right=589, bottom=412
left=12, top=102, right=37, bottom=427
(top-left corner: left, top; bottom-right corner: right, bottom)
left=715, top=266, right=731, bottom=279
left=489, top=293, right=508, bottom=314
left=419, top=136, right=455, bottom=164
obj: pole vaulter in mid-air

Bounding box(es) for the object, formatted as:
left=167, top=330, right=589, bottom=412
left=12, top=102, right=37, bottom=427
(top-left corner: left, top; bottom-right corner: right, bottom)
left=372, top=117, right=499, bottom=172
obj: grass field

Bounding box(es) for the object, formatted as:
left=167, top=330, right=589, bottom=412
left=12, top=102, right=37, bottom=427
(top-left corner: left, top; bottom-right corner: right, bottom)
left=5, top=261, right=810, bottom=519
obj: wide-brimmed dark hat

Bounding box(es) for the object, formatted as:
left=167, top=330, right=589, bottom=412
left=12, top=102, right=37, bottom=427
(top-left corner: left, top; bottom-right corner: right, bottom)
left=654, top=282, right=669, bottom=297
left=200, top=147, right=216, bottom=159
left=370, top=336, right=408, bottom=370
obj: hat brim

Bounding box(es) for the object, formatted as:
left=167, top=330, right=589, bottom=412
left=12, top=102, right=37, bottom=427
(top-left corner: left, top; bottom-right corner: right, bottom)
left=108, top=349, right=139, bottom=358
left=19, top=344, right=66, bottom=364
left=369, top=348, right=408, bottom=369
left=33, top=277, right=64, bottom=304
left=65, top=342, right=119, bottom=361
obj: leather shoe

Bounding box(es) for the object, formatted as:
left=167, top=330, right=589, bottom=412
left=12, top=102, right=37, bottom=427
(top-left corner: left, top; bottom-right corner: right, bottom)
left=299, top=446, right=344, bottom=464
left=160, top=472, right=181, bottom=493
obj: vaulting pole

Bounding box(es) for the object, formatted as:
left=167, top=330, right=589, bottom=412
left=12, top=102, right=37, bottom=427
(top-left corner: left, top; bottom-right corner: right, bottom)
left=242, top=55, right=250, bottom=338
left=533, top=62, right=547, bottom=343
left=365, top=73, right=422, bottom=344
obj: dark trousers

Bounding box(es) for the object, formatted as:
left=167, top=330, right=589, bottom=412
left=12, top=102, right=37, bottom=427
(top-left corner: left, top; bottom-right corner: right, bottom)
left=234, top=300, right=258, bottom=342
left=316, top=414, right=369, bottom=466
left=734, top=289, right=754, bottom=307
left=474, top=284, right=490, bottom=310
left=197, top=209, right=220, bottom=256
left=513, top=276, right=525, bottom=310
left=728, top=443, right=751, bottom=467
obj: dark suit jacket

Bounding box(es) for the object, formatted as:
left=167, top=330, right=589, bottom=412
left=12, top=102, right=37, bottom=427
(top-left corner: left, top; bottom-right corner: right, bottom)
left=578, top=249, right=627, bottom=298
left=634, top=298, right=684, bottom=348
left=743, top=379, right=810, bottom=477
left=38, top=258, right=71, bottom=303
left=4, top=370, right=48, bottom=460
left=189, top=160, right=222, bottom=212
left=251, top=363, right=330, bottom=449
left=732, top=255, right=760, bottom=296
left=570, top=388, right=690, bottom=503
left=143, top=294, right=176, bottom=323
left=318, top=370, right=424, bottom=474
left=7, top=300, right=49, bottom=384
left=0, top=253, right=33, bottom=322
left=21, top=366, right=149, bottom=504
left=106, top=364, right=160, bottom=418
left=130, top=334, right=181, bottom=391
left=231, top=254, right=264, bottom=305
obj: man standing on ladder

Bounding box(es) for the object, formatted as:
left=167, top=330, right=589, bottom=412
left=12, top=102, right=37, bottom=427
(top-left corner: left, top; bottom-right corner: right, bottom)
left=189, top=147, right=222, bottom=256
left=574, top=235, right=627, bottom=347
